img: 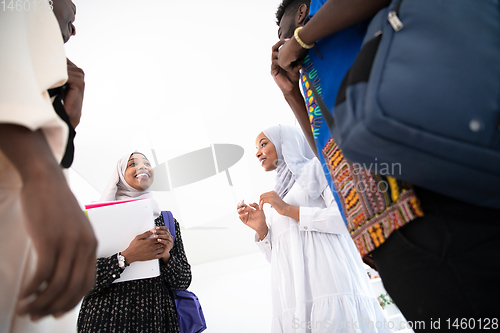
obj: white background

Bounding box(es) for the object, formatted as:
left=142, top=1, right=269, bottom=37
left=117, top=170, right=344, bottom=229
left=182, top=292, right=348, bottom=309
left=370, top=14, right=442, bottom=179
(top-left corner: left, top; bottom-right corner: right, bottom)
left=56, top=0, right=296, bottom=332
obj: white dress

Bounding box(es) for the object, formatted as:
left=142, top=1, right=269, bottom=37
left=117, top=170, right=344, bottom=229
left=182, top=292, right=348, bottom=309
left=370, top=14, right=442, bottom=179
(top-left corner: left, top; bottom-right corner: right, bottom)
left=256, top=182, right=391, bottom=333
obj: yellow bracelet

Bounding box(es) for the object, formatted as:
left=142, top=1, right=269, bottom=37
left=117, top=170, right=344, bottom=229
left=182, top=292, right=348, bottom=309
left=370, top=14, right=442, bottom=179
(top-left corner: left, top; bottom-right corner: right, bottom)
left=294, top=27, right=315, bottom=49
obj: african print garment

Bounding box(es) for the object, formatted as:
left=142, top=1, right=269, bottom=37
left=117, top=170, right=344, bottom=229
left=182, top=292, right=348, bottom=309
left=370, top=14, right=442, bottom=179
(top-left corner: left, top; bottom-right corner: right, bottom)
left=299, top=1, right=424, bottom=256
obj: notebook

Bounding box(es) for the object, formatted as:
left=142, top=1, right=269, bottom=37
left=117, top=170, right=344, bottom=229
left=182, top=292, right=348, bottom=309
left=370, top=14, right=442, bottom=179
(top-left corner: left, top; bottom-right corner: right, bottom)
left=86, top=198, right=160, bottom=283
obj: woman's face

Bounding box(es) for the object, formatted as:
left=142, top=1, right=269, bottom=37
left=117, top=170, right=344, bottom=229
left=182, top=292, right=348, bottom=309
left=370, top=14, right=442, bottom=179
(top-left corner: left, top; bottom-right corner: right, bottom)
left=124, top=153, right=155, bottom=191
left=255, top=132, right=278, bottom=172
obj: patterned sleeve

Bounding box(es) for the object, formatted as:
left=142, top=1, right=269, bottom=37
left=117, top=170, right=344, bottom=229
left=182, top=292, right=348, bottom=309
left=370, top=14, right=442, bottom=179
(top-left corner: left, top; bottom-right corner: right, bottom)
left=86, top=254, right=124, bottom=296
left=159, top=218, right=192, bottom=290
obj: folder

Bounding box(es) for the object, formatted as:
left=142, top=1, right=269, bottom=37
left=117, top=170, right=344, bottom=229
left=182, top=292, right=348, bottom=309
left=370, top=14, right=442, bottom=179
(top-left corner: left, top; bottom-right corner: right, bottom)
left=86, top=198, right=160, bottom=283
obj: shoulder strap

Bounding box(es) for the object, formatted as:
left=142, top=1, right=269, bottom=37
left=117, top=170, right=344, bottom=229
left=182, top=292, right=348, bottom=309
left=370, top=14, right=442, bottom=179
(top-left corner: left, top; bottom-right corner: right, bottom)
left=305, top=74, right=334, bottom=129
left=161, top=211, right=176, bottom=243
left=48, top=85, right=76, bottom=168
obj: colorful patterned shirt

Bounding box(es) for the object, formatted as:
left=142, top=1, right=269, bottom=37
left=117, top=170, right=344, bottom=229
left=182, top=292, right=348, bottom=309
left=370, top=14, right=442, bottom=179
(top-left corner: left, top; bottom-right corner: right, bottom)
left=300, top=1, right=424, bottom=256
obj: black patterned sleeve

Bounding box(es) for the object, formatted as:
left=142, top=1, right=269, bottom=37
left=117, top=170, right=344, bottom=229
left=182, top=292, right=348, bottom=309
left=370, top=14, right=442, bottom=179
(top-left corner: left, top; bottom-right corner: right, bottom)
left=160, top=218, right=192, bottom=290
left=86, top=254, right=124, bottom=296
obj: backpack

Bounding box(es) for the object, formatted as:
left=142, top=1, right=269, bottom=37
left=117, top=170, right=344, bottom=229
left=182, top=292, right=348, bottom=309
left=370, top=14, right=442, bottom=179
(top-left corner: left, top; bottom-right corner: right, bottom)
left=161, top=211, right=207, bottom=333
left=315, top=0, right=500, bottom=208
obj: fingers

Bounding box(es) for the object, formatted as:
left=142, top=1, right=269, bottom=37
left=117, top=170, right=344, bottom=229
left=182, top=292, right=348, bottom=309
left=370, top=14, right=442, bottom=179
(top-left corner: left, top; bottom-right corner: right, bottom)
left=259, top=191, right=278, bottom=209
left=152, top=227, right=174, bottom=247
left=291, top=62, right=302, bottom=73
left=237, top=203, right=259, bottom=213
left=143, top=238, right=166, bottom=259
left=64, top=58, right=85, bottom=128
left=272, top=39, right=286, bottom=53
left=66, top=57, right=76, bottom=67
left=248, top=202, right=260, bottom=210
left=152, top=226, right=170, bottom=235
left=47, top=226, right=97, bottom=318
left=272, top=40, right=286, bottom=63
left=156, top=235, right=174, bottom=252
left=155, top=232, right=173, bottom=242
left=18, top=233, right=77, bottom=319
left=237, top=204, right=255, bottom=224
left=18, top=221, right=96, bottom=320
left=17, top=243, right=56, bottom=316
left=259, top=193, right=268, bottom=208
left=137, top=230, right=153, bottom=239
left=65, top=58, right=85, bottom=84
left=271, top=42, right=282, bottom=70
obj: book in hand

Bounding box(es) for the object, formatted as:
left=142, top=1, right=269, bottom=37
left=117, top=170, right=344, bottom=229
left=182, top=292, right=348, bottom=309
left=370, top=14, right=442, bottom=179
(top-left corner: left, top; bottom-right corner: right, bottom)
left=86, top=198, right=160, bottom=283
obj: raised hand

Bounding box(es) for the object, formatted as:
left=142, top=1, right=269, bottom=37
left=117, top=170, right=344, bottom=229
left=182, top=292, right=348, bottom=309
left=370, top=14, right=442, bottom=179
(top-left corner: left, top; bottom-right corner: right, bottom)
left=271, top=39, right=301, bottom=95
left=259, top=191, right=299, bottom=221
left=63, top=58, right=85, bottom=129
left=237, top=202, right=268, bottom=240
left=277, top=36, right=308, bottom=74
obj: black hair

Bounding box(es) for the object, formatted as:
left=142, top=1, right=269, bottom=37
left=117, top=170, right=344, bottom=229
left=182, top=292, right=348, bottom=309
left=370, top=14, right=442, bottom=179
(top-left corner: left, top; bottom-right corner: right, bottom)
left=275, top=0, right=311, bottom=26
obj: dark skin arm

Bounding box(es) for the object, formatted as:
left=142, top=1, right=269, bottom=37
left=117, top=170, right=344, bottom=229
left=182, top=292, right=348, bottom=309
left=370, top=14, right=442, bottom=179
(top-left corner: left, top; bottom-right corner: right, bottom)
left=63, top=58, right=85, bottom=129
left=271, top=40, right=318, bottom=156
left=278, top=0, right=391, bottom=71
left=0, top=124, right=97, bottom=320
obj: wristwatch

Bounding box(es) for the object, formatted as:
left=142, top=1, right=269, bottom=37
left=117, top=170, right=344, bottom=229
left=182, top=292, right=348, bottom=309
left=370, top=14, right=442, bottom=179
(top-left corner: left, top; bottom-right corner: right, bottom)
left=117, top=253, right=127, bottom=268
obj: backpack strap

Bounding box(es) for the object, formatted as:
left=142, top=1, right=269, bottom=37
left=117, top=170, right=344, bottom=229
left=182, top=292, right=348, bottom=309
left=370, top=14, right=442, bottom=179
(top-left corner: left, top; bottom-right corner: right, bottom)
left=305, top=74, right=335, bottom=129
left=161, top=211, right=176, bottom=243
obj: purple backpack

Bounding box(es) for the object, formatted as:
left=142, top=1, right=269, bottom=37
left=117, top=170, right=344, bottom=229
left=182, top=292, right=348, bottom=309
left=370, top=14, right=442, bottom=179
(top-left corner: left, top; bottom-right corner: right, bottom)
left=162, top=211, right=207, bottom=333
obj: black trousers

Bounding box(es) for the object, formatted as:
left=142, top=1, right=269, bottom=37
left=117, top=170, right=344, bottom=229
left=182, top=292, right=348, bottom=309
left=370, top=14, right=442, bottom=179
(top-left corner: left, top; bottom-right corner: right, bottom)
left=372, top=187, right=500, bottom=332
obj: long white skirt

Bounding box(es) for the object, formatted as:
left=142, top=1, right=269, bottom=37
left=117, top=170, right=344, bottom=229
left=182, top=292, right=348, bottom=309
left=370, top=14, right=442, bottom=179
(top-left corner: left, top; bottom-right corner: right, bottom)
left=266, top=185, right=391, bottom=333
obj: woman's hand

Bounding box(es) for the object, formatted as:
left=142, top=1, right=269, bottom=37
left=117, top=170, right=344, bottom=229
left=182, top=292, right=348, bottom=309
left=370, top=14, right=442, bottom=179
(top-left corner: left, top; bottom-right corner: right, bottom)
left=278, top=36, right=308, bottom=73
left=121, top=230, right=165, bottom=265
left=271, top=39, right=301, bottom=95
left=152, top=226, right=174, bottom=263
left=237, top=202, right=268, bottom=240
left=259, top=191, right=300, bottom=221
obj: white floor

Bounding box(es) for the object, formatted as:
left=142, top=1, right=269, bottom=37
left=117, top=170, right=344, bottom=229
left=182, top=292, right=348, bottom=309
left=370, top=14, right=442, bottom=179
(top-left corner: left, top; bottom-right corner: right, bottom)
left=32, top=252, right=273, bottom=333
left=190, top=252, right=273, bottom=333
left=32, top=252, right=414, bottom=333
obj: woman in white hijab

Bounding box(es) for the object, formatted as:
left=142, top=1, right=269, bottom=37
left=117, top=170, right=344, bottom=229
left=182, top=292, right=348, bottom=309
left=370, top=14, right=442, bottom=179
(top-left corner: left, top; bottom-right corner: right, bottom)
left=237, top=125, right=390, bottom=333
left=78, top=152, right=191, bottom=333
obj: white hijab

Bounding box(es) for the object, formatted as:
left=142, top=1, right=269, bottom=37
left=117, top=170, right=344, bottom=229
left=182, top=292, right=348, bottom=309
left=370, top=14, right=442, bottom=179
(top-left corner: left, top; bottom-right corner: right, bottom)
left=263, top=125, right=328, bottom=199
left=99, top=152, right=160, bottom=216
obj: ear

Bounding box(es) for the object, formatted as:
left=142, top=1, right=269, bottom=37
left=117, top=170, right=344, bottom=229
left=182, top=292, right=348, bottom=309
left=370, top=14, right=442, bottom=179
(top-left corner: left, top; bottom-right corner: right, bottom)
left=295, top=4, right=308, bottom=26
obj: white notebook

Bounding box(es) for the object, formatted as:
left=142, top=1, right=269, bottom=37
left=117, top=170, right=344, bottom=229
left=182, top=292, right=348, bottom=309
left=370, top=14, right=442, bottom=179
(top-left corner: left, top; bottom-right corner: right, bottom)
left=86, top=198, right=160, bottom=283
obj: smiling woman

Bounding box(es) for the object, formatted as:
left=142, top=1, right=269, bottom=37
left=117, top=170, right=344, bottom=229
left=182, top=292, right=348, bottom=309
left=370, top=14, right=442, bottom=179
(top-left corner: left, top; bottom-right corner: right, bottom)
left=77, top=152, right=192, bottom=333
left=237, top=125, right=390, bottom=333
left=124, top=153, right=155, bottom=191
